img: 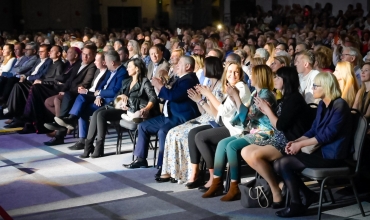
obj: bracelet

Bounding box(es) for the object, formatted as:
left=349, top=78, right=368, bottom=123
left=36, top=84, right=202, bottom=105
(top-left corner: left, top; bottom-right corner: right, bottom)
left=199, top=100, right=206, bottom=106
left=197, top=99, right=204, bottom=105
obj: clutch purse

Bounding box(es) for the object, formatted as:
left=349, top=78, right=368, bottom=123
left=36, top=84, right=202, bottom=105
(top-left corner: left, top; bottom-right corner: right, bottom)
left=114, top=96, right=126, bottom=109
left=301, top=144, right=321, bottom=154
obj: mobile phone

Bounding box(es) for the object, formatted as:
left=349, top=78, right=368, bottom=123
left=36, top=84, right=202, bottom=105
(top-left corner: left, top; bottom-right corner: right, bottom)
left=190, top=120, right=201, bottom=125
left=209, top=120, right=220, bottom=128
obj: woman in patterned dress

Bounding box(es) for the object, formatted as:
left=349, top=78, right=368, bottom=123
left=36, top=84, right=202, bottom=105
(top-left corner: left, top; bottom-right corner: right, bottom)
left=158, top=57, right=224, bottom=183
left=241, top=67, right=314, bottom=208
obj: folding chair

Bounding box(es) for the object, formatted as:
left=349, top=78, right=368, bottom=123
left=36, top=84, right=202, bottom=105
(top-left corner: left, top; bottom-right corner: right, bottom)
left=300, top=109, right=367, bottom=220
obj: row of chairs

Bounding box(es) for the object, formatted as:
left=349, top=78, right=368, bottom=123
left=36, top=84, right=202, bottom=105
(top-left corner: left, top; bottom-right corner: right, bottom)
left=110, top=106, right=367, bottom=220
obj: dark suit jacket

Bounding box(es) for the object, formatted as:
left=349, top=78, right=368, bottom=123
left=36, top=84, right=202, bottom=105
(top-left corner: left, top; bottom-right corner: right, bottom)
left=97, top=65, right=128, bottom=104
left=27, top=58, right=53, bottom=81
left=304, top=98, right=351, bottom=160
left=62, top=61, right=96, bottom=93
left=10, top=55, right=38, bottom=76
left=158, top=72, right=200, bottom=123
left=146, top=58, right=170, bottom=80
left=54, top=60, right=82, bottom=91
left=41, top=59, right=64, bottom=85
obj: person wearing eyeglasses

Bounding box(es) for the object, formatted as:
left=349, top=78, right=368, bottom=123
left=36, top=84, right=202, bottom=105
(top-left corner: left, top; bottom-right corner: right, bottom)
left=273, top=72, right=351, bottom=217
left=294, top=50, right=320, bottom=104
left=340, top=46, right=362, bottom=86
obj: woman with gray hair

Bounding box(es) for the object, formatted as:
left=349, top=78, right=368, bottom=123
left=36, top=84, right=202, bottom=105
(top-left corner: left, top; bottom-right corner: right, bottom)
left=127, top=39, right=141, bottom=60
left=254, top=48, right=270, bottom=62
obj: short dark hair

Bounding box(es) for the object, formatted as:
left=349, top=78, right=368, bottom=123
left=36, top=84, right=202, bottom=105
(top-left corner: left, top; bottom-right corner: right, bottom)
left=204, top=56, right=223, bottom=80
left=39, top=44, right=51, bottom=51
left=14, top=42, right=25, bottom=50
left=276, top=66, right=300, bottom=97
left=277, top=43, right=288, bottom=52
left=83, top=44, right=97, bottom=53
left=118, top=46, right=128, bottom=55
left=53, top=45, right=63, bottom=54
left=115, top=39, right=124, bottom=46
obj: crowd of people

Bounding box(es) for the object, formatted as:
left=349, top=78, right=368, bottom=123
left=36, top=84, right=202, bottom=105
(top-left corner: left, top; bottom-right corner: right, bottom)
left=0, top=1, right=370, bottom=218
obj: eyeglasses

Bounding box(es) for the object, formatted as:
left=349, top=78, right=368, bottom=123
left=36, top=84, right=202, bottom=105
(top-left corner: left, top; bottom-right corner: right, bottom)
left=312, top=83, right=321, bottom=90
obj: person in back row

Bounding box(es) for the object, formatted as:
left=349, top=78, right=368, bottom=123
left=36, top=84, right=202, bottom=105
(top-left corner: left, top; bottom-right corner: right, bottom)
left=295, top=50, right=320, bottom=104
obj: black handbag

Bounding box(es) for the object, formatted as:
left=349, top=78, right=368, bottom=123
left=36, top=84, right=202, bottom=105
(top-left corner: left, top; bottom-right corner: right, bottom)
left=238, top=177, right=272, bottom=208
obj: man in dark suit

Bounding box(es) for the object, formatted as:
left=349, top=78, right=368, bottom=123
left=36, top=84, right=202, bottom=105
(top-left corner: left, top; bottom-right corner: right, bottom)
left=5, top=45, right=65, bottom=131
left=146, top=45, right=170, bottom=80
left=45, top=50, right=127, bottom=146
left=0, top=42, right=38, bottom=105
left=2, top=44, right=52, bottom=122
left=125, top=56, right=200, bottom=169
left=56, top=44, right=97, bottom=119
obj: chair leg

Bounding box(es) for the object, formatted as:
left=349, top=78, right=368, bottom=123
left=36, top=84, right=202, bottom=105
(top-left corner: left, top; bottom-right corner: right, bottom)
left=224, top=165, right=231, bottom=193
left=116, top=126, right=121, bottom=155
left=153, top=135, right=158, bottom=167
left=350, top=178, right=366, bottom=217
left=317, top=178, right=328, bottom=220
left=131, top=130, right=138, bottom=161
left=326, top=187, right=335, bottom=204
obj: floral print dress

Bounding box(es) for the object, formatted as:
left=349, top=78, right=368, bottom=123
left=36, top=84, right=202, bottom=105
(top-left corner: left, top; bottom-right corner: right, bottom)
left=161, top=82, right=224, bottom=183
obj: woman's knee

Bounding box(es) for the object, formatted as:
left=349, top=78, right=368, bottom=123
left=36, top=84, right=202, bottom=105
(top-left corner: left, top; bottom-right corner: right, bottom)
left=273, top=157, right=291, bottom=174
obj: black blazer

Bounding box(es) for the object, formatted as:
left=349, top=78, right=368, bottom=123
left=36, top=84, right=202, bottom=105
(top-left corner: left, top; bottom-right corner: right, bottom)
left=54, top=60, right=82, bottom=91
left=120, top=77, right=160, bottom=117
left=41, top=59, right=64, bottom=85
left=62, top=61, right=97, bottom=93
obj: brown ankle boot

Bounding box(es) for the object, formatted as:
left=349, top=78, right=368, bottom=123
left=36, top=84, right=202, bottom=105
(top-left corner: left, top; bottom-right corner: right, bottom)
left=202, top=177, right=224, bottom=198
left=220, top=181, right=241, bottom=201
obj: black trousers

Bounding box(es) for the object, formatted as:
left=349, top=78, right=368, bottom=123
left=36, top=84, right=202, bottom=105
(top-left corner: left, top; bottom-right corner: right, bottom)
left=0, top=77, right=21, bottom=103
left=59, top=91, right=78, bottom=117
left=87, top=107, right=125, bottom=141
left=188, top=126, right=230, bottom=169
left=6, top=81, right=32, bottom=117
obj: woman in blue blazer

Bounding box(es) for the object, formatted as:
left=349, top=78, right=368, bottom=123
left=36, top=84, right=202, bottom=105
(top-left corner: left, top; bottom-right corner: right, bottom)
left=273, top=72, right=352, bottom=217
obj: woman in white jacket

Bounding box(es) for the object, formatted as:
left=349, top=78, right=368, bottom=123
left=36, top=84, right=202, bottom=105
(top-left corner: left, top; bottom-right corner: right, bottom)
left=185, top=61, right=251, bottom=190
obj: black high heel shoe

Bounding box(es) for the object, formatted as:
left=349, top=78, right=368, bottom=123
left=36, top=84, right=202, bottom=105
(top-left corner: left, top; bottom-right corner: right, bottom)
left=185, top=178, right=204, bottom=189
left=275, top=202, right=306, bottom=217
left=79, top=139, right=95, bottom=158
left=90, top=139, right=104, bottom=158
left=155, top=176, right=177, bottom=183
left=271, top=200, right=285, bottom=209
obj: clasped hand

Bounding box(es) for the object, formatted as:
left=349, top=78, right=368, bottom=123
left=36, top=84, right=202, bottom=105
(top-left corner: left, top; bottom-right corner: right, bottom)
left=285, top=141, right=302, bottom=155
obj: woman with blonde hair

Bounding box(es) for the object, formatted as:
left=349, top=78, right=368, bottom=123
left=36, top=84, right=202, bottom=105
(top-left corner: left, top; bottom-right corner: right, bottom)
left=274, top=72, right=351, bottom=217
left=0, top=44, right=15, bottom=74
left=333, top=61, right=359, bottom=107
left=186, top=61, right=250, bottom=191
left=169, top=37, right=179, bottom=52
left=127, top=39, right=141, bottom=59
left=205, top=38, right=220, bottom=54
left=353, top=63, right=370, bottom=127
left=191, top=54, right=205, bottom=83
left=202, top=65, right=276, bottom=201
left=264, top=42, right=276, bottom=66
left=243, top=44, right=256, bottom=66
